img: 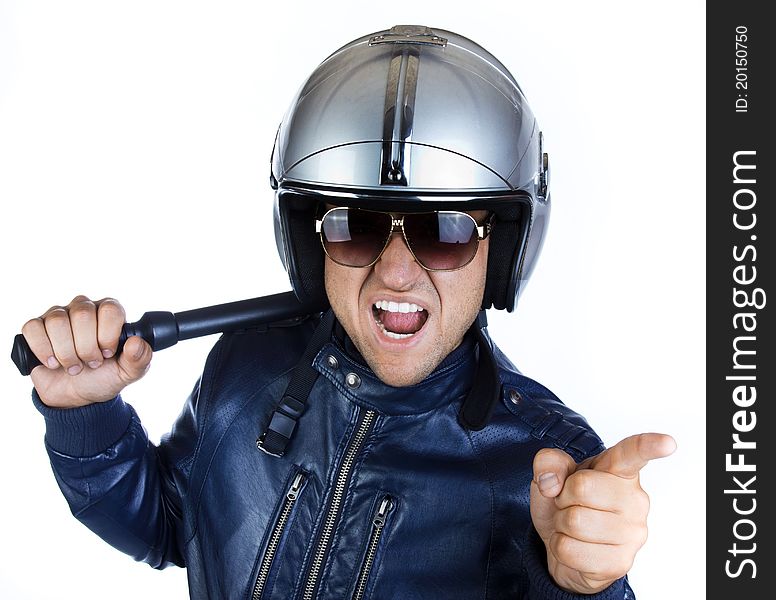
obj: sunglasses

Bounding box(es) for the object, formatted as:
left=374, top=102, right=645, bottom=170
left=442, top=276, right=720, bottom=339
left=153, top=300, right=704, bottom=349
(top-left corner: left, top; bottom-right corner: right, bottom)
left=316, top=207, right=493, bottom=271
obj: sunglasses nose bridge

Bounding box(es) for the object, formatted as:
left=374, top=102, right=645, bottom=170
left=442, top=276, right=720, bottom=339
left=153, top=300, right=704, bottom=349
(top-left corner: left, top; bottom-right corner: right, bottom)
left=388, top=215, right=405, bottom=235
left=379, top=215, right=412, bottom=258
left=376, top=217, right=425, bottom=272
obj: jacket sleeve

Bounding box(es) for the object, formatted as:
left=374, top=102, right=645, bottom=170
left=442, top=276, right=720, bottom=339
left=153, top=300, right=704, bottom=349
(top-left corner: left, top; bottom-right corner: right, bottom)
left=32, top=378, right=202, bottom=570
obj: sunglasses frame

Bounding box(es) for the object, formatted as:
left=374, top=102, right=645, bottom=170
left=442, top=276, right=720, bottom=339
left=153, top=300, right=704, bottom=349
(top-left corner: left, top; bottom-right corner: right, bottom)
left=316, top=206, right=494, bottom=272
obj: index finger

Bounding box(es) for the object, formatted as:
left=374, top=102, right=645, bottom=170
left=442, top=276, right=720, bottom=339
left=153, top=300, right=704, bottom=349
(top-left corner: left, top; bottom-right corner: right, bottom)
left=95, top=298, right=126, bottom=358
left=587, top=433, right=677, bottom=479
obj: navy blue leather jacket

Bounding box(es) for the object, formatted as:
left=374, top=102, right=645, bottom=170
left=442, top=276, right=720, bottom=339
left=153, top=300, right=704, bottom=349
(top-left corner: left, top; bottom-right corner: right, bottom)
left=35, top=315, right=634, bottom=599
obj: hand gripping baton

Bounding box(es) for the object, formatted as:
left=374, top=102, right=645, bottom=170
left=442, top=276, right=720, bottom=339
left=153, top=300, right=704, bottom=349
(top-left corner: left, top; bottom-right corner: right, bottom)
left=11, top=292, right=325, bottom=376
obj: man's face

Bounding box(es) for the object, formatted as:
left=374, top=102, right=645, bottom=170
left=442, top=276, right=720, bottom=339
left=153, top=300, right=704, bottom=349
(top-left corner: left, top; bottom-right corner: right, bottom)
left=325, top=210, right=489, bottom=387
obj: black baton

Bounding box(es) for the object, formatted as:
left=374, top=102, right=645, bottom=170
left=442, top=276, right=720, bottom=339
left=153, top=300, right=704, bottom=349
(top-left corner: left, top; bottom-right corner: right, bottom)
left=11, top=291, right=325, bottom=376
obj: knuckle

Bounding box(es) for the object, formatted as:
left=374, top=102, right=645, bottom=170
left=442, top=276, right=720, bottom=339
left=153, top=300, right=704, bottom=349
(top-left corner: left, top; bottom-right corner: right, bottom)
left=69, top=297, right=96, bottom=320
left=629, top=489, right=650, bottom=517
left=567, top=471, right=592, bottom=498
left=564, top=505, right=585, bottom=533
left=640, top=490, right=651, bottom=514
left=598, top=564, right=624, bottom=582
left=635, top=524, right=649, bottom=548
left=21, top=317, right=43, bottom=336
left=69, top=294, right=93, bottom=306
left=69, top=306, right=96, bottom=324
left=97, top=298, right=126, bottom=320
left=550, top=533, right=574, bottom=564
left=615, top=553, right=635, bottom=576
left=44, top=307, right=69, bottom=325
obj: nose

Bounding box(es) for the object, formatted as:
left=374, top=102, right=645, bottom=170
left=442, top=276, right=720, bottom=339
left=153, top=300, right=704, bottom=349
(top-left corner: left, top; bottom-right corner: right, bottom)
left=373, top=232, right=424, bottom=290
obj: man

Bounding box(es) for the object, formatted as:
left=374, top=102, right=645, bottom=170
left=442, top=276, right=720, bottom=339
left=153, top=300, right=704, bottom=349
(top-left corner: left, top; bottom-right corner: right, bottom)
left=23, top=25, right=674, bottom=599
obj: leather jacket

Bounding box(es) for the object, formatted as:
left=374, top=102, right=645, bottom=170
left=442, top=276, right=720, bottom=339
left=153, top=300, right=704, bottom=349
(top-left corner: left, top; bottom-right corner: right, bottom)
left=35, top=314, right=634, bottom=599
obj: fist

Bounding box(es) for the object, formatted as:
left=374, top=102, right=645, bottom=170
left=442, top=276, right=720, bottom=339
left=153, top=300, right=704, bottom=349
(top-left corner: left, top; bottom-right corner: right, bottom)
left=22, top=295, right=153, bottom=408
left=529, top=433, right=676, bottom=594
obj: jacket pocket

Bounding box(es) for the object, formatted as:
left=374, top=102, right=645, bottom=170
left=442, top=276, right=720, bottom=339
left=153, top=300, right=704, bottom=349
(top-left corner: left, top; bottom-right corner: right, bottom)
left=352, top=495, right=395, bottom=600
left=250, top=470, right=308, bottom=600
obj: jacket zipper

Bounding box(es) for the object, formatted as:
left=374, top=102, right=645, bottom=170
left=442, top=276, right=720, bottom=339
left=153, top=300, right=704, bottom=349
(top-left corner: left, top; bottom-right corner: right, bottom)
left=352, top=496, right=394, bottom=600
left=301, top=409, right=377, bottom=600
left=251, top=472, right=307, bottom=600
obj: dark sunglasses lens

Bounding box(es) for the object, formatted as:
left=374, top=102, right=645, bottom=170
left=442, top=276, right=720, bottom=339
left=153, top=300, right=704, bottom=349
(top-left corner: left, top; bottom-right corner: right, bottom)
left=321, top=209, right=392, bottom=267
left=403, top=212, right=479, bottom=270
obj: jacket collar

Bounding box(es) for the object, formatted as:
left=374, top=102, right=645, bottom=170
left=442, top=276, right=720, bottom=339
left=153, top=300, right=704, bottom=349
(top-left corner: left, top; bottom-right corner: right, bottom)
left=312, top=325, right=478, bottom=416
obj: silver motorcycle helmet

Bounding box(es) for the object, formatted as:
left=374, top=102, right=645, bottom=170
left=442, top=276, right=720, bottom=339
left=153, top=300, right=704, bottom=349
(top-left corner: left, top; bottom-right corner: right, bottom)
left=272, top=25, right=550, bottom=312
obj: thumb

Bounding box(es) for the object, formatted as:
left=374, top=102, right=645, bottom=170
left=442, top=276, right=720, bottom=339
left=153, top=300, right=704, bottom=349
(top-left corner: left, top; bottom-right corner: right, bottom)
left=532, top=447, right=578, bottom=499
left=115, top=336, right=153, bottom=383
left=530, top=448, right=578, bottom=540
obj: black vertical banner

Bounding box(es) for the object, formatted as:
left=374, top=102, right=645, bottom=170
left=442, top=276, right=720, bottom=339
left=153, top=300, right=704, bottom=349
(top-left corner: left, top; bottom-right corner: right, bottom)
left=707, top=4, right=774, bottom=597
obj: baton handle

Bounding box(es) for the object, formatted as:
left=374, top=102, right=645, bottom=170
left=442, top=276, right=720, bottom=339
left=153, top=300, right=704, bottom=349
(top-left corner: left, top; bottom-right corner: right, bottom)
left=11, top=291, right=325, bottom=376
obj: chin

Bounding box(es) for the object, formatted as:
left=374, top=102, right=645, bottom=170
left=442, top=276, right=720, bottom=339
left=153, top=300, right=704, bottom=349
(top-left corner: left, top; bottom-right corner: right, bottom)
left=366, top=348, right=440, bottom=388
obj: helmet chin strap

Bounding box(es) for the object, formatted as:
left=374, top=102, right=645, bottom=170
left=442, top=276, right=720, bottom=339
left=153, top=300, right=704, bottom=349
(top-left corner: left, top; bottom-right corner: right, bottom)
left=458, top=310, right=501, bottom=431
left=257, top=310, right=336, bottom=457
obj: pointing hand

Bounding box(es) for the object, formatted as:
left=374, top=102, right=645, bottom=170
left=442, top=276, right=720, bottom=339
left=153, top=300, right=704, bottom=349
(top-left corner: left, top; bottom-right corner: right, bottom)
left=530, top=433, right=676, bottom=594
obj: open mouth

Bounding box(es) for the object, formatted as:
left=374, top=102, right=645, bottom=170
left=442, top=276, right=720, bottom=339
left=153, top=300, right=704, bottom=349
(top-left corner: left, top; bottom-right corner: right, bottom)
left=372, top=300, right=429, bottom=340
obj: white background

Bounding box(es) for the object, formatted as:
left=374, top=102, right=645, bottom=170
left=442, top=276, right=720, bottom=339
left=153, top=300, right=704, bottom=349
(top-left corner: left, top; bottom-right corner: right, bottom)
left=0, top=1, right=705, bottom=598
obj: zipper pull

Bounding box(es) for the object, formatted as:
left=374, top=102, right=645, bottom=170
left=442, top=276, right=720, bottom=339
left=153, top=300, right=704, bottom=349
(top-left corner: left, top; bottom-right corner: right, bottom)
left=287, top=472, right=306, bottom=501
left=373, top=497, right=393, bottom=528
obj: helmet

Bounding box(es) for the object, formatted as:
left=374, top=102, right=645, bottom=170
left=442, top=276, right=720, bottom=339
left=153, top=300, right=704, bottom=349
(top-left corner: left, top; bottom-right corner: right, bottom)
left=271, top=25, right=550, bottom=312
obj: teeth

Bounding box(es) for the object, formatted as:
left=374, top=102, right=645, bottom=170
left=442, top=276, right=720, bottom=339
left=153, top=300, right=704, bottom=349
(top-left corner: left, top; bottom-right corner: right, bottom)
left=375, top=320, right=414, bottom=339
left=374, top=300, right=425, bottom=313
left=372, top=300, right=426, bottom=339
left=384, top=329, right=413, bottom=339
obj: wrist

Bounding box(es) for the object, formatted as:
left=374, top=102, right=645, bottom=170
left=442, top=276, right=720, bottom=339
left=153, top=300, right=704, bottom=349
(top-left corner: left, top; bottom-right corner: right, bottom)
left=32, top=389, right=133, bottom=457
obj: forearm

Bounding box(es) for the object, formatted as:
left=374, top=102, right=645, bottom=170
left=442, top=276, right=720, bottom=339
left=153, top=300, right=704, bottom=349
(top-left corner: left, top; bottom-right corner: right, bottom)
left=34, top=391, right=186, bottom=569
